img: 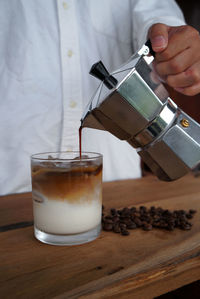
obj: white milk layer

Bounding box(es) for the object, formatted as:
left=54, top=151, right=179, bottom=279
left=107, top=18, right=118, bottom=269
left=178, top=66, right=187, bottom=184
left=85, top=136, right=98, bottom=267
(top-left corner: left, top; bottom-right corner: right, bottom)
left=33, top=195, right=102, bottom=234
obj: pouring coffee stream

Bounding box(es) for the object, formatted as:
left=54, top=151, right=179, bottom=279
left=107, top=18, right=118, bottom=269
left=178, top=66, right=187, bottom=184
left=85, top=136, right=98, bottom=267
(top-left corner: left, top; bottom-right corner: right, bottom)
left=79, top=126, right=82, bottom=159
left=79, top=61, right=118, bottom=159
left=80, top=40, right=200, bottom=180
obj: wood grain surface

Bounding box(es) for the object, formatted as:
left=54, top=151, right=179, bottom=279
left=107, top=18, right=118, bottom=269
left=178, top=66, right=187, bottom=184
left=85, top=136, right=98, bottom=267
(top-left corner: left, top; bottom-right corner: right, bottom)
left=0, top=174, right=200, bottom=299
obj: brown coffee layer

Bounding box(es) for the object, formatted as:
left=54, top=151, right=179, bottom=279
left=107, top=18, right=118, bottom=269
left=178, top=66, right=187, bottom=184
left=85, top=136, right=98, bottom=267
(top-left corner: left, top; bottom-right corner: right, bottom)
left=32, top=164, right=102, bottom=202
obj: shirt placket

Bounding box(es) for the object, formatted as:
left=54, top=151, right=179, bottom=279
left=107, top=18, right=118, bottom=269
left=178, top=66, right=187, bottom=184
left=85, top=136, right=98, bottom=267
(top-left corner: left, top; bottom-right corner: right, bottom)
left=57, top=0, right=82, bottom=151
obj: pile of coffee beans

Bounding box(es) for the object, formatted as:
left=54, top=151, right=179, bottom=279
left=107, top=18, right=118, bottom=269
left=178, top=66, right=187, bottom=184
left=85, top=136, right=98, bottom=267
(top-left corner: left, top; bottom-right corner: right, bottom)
left=102, top=205, right=196, bottom=236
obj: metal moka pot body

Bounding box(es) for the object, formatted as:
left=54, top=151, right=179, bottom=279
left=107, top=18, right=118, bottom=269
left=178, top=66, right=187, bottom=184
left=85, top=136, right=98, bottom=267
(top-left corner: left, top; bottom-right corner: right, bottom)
left=81, top=43, right=200, bottom=181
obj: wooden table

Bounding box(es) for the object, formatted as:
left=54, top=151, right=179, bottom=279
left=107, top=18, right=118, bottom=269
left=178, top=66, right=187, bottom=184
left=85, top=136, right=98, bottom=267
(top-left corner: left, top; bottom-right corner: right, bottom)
left=1, top=174, right=200, bottom=299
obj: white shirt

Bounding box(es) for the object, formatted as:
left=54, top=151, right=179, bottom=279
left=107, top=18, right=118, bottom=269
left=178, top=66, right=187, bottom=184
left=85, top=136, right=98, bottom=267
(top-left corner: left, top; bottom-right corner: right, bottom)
left=0, top=0, right=185, bottom=195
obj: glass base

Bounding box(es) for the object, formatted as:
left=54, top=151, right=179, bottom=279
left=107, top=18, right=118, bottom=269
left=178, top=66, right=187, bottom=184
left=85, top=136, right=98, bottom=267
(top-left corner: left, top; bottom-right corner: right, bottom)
left=34, top=224, right=101, bottom=246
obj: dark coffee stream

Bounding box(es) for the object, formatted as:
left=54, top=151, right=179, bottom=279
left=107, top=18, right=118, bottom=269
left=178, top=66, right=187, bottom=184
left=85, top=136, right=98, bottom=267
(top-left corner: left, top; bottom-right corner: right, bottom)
left=79, top=126, right=82, bottom=159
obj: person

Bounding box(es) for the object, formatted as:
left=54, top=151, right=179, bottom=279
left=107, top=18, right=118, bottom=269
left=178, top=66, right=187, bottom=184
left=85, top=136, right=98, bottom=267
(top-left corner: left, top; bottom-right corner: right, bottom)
left=0, top=0, right=200, bottom=195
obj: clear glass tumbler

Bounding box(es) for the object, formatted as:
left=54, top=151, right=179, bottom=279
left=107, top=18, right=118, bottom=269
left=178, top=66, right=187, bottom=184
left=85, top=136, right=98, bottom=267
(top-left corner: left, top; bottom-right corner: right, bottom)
left=31, top=151, right=103, bottom=245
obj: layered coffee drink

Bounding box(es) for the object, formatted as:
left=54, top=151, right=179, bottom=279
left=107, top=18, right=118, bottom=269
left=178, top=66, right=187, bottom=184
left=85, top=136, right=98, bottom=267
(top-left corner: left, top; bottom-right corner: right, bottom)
left=31, top=151, right=102, bottom=245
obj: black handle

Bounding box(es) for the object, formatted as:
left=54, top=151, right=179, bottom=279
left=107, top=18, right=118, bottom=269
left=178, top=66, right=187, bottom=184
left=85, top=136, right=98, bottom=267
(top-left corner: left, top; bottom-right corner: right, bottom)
left=145, top=39, right=155, bottom=57
left=89, top=61, right=118, bottom=89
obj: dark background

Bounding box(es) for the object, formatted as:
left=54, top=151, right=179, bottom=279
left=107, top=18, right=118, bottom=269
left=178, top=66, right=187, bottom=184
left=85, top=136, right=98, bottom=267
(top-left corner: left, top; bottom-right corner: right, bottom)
left=176, top=0, right=200, bottom=32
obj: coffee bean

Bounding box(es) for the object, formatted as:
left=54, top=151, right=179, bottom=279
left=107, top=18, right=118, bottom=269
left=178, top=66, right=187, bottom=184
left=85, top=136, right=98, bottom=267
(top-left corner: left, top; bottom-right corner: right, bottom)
left=180, top=223, right=192, bottom=230
left=167, top=225, right=175, bottom=231
left=127, top=222, right=137, bottom=229
left=104, top=219, right=113, bottom=224
left=143, top=223, right=153, bottom=231
left=150, top=207, right=155, bottom=212
left=139, top=206, right=147, bottom=215
left=105, top=215, right=113, bottom=220
left=103, top=223, right=113, bottom=231
left=121, top=230, right=130, bottom=236
left=113, top=224, right=121, bottom=233
left=122, top=207, right=130, bottom=214
left=120, top=218, right=132, bottom=226
left=110, top=208, right=117, bottom=215
left=189, top=209, right=197, bottom=214
left=112, top=216, right=120, bottom=222
left=101, top=205, right=196, bottom=236
left=119, top=223, right=127, bottom=229
left=134, top=218, right=142, bottom=227
left=133, top=212, right=140, bottom=218
left=186, top=213, right=193, bottom=219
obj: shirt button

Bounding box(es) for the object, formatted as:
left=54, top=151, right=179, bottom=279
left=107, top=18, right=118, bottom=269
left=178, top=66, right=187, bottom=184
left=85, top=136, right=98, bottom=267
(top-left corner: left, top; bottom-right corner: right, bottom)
left=67, top=50, right=73, bottom=57
left=62, top=2, right=68, bottom=9
left=69, top=100, right=77, bottom=108
left=67, top=146, right=73, bottom=151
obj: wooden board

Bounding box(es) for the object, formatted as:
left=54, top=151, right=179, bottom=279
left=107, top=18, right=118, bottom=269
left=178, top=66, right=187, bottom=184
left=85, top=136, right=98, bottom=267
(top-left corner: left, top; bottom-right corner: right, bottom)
left=0, top=174, right=200, bottom=299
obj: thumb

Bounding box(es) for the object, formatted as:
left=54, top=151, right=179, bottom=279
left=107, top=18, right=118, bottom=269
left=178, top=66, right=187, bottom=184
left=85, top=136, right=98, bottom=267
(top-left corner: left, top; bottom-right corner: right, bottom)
left=148, top=23, right=169, bottom=53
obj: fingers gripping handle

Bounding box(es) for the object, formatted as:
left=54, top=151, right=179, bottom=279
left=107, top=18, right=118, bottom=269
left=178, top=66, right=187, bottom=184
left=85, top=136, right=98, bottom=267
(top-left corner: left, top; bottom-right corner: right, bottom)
left=145, top=39, right=155, bottom=57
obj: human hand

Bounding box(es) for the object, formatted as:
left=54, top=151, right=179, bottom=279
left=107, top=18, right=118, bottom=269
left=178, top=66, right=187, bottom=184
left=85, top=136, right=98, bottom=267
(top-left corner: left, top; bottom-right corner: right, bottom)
left=148, top=23, right=200, bottom=96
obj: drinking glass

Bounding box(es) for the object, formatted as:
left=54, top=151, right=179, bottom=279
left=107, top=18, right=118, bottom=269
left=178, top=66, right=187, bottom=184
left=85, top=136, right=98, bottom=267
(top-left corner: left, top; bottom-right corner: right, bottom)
left=31, top=151, right=103, bottom=245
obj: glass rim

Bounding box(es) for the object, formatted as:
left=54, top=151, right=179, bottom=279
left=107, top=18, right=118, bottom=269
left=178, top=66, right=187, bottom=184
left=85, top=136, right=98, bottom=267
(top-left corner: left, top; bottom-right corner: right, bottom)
left=31, top=151, right=103, bottom=161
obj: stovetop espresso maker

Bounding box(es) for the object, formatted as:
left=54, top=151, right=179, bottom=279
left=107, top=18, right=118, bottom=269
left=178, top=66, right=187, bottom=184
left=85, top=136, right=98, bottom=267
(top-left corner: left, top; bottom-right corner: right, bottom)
left=81, top=40, right=200, bottom=181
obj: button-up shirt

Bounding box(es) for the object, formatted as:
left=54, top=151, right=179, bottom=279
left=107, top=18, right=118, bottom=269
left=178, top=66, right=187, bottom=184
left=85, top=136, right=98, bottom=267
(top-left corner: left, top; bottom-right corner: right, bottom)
left=0, top=0, right=185, bottom=195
